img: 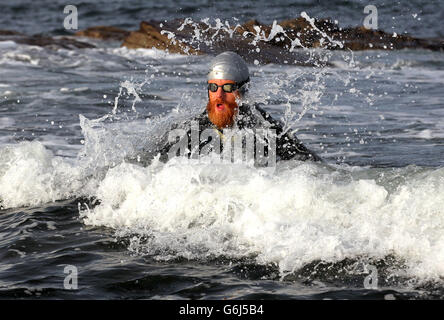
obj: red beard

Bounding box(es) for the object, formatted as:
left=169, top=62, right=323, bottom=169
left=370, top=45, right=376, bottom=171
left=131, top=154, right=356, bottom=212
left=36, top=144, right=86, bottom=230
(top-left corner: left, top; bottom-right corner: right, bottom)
left=207, top=99, right=238, bottom=129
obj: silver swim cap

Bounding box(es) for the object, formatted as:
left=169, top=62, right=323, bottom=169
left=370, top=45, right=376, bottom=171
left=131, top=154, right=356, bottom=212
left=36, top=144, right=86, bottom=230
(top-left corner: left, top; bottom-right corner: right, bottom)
left=207, top=51, right=250, bottom=85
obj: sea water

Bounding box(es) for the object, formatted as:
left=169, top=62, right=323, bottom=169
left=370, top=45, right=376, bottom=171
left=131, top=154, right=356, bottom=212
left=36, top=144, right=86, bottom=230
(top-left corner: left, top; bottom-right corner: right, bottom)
left=1, top=0, right=444, bottom=299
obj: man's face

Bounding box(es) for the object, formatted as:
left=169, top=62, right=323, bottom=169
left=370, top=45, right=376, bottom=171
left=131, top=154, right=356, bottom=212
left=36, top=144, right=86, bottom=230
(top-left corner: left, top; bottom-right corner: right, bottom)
left=206, top=79, right=240, bottom=129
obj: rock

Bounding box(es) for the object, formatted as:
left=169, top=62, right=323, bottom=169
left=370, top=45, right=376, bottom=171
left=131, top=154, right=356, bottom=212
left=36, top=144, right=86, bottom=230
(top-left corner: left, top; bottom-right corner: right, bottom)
left=116, top=17, right=441, bottom=66
left=277, top=18, right=444, bottom=51
left=123, top=19, right=325, bottom=67
left=277, top=17, right=341, bottom=49
left=0, top=33, right=95, bottom=49
left=75, top=26, right=130, bottom=41
left=3, top=14, right=442, bottom=66
left=121, top=21, right=201, bottom=55
left=236, top=19, right=271, bottom=37
left=0, top=30, right=24, bottom=36
left=337, top=26, right=444, bottom=51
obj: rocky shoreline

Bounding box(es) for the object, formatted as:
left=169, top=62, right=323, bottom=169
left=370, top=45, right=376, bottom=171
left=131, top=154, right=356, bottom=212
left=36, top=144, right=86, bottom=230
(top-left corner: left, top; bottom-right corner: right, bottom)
left=119, top=18, right=444, bottom=53
left=1, top=17, right=443, bottom=66
left=0, top=30, right=94, bottom=50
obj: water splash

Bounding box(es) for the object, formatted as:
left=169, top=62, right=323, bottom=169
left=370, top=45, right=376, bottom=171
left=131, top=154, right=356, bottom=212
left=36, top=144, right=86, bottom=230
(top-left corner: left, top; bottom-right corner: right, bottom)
left=77, top=157, right=444, bottom=285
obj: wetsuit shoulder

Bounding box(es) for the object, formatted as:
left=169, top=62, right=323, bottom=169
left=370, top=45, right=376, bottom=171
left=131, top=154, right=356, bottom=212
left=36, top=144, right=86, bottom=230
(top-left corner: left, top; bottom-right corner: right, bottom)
left=245, top=103, right=322, bottom=162
left=131, top=109, right=210, bottom=165
left=157, top=109, right=217, bottom=161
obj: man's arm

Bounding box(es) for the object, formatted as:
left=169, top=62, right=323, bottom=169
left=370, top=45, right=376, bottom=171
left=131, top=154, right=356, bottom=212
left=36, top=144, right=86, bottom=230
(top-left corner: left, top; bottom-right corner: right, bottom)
left=130, top=111, right=211, bottom=166
left=253, top=105, right=322, bottom=162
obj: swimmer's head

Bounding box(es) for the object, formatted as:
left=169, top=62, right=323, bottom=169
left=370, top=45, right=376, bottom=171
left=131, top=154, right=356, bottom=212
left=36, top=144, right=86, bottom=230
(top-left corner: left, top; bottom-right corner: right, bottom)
left=206, top=52, right=250, bottom=129
left=207, top=51, right=250, bottom=95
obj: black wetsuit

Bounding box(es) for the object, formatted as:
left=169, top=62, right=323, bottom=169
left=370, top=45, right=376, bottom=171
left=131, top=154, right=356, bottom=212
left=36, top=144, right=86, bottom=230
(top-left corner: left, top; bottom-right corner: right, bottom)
left=135, top=103, right=321, bottom=165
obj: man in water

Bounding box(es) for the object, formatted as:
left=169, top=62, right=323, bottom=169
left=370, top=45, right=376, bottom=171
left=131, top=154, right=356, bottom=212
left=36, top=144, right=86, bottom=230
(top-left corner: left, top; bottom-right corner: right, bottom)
left=143, top=51, right=321, bottom=164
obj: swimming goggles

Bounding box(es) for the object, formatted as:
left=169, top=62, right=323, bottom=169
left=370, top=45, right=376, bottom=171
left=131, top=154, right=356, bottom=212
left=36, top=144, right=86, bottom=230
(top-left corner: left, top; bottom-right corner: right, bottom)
left=207, top=83, right=239, bottom=93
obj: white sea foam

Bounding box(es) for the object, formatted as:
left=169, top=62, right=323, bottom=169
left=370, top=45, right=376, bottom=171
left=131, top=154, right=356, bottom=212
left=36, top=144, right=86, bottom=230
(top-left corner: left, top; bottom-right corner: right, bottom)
left=0, top=141, right=92, bottom=209
left=0, top=117, right=15, bottom=128
left=78, top=154, right=444, bottom=282
left=3, top=52, right=39, bottom=65
left=417, top=129, right=433, bottom=139
left=109, top=47, right=189, bottom=61
left=0, top=89, right=442, bottom=286
left=0, top=41, right=17, bottom=49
